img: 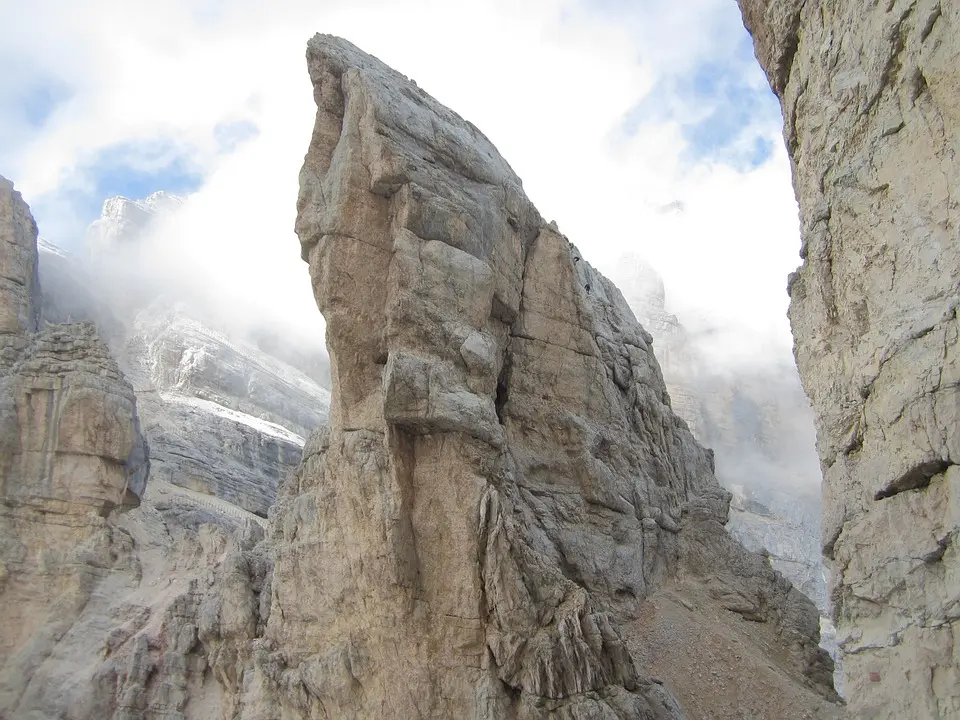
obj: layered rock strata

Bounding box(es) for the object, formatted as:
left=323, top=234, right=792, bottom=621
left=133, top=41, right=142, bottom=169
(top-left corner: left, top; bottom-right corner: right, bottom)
left=1, top=36, right=849, bottom=718
left=738, top=1, right=960, bottom=716
left=0, top=178, right=40, bottom=368
left=194, top=35, right=836, bottom=719
left=122, top=303, right=327, bottom=517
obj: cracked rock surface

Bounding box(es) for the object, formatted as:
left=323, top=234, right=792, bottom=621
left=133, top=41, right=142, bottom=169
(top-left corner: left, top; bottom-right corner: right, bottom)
left=738, top=1, right=960, bottom=716
left=198, top=35, right=838, bottom=719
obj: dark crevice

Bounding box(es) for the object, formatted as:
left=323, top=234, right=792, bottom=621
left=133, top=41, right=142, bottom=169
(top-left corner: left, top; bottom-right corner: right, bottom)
left=874, top=458, right=952, bottom=500
left=500, top=675, right=522, bottom=703
left=556, top=547, right=585, bottom=587
left=822, top=529, right=840, bottom=561
left=774, top=7, right=804, bottom=96
left=490, top=295, right=517, bottom=325
left=860, top=1, right=917, bottom=117
left=494, top=355, right=512, bottom=424
left=910, top=69, right=929, bottom=104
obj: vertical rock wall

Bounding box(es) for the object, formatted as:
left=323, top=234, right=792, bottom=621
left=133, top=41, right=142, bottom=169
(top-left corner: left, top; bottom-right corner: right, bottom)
left=0, top=178, right=40, bottom=367
left=737, top=1, right=960, bottom=716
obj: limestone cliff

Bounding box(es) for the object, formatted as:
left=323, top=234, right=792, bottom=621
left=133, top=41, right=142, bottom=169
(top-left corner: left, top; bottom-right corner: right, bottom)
left=0, top=178, right=40, bottom=367
left=121, top=303, right=325, bottom=517
left=191, top=36, right=837, bottom=720
left=738, top=1, right=960, bottom=716
left=1, top=36, right=846, bottom=719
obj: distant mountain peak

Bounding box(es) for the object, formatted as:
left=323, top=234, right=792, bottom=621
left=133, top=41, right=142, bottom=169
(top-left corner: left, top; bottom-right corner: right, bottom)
left=99, top=191, right=184, bottom=222
left=89, top=191, right=185, bottom=251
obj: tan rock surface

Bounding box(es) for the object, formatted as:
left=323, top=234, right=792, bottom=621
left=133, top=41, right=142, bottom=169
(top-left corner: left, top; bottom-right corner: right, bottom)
left=191, top=35, right=838, bottom=720
left=737, top=1, right=960, bottom=717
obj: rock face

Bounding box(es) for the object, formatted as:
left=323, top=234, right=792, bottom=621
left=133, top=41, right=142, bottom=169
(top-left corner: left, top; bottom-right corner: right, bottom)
left=0, top=183, right=330, bottom=720
left=87, top=191, right=185, bottom=255
left=738, top=1, right=960, bottom=716
left=0, top=178, right=148, bottom=516
left=0, top=36, right=848, bottom=719
left=122, top=303, right=326, bottom=517
left=192, top=35, right=836, bottom=720
left=0, top=178, right=41, bottom=366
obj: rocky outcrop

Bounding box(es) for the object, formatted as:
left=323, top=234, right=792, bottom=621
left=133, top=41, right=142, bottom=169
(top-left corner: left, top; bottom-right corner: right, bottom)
left=738, top=1, right=960, bottom=716
left=0, top=185, right=329, bottom=718
left=86, top=191, right=184, bottom=254
left=0, top=323, right=149, bottom=512
left=126, top=304, right=326, bottom=440
left=190, top=36, right=838, bottom=720
left=122, top=303, right=328, bottom=517
left=727, top=483, right=824, bottom=613
left=1, top=472, right=266, bottom=720
left=615, top=259, right=704, bottom=436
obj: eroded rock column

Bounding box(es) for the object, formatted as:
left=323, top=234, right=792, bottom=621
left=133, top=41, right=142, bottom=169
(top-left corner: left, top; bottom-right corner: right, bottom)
left=235, top=35, right=836, bottom=720
left=0, top=178, right=40, bottom=366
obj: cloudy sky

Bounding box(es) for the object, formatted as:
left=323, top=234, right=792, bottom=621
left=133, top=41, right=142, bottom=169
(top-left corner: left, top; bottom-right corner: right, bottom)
left=0, top=0, right=800, bottom=367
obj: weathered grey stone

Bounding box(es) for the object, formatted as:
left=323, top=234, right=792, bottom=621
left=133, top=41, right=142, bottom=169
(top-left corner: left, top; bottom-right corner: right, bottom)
left=618, top=257, right=829, bottom=616
left=194, top=35, right=838, bottom=720
left=737, top=1, right=960, bottom=716
left=121, top=303, right=328, bottom=517
left=1, top=30, right=855, bottom=718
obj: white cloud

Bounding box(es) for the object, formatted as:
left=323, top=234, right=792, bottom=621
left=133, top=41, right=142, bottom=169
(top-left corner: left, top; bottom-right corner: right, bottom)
left=1, top=0, right=801, bottom=370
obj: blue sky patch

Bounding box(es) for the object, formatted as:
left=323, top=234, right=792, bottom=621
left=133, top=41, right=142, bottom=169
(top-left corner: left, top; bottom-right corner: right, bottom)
left=625, top=31, right=780, bottom=170
left=0, top=63, right=73, bottom=132
left=214, top=120, right=259, bottom=153
left=88, top=141, right=203, bottom=201
left=574, top=0, right=782, bottom=171
left=20, top=77, right=72, bottom=128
